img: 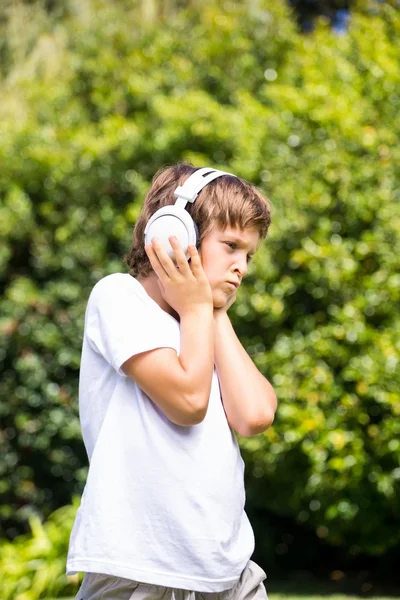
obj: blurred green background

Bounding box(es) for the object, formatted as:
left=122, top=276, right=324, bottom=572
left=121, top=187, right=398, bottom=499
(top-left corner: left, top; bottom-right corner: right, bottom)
left=1, top=0, right=399, bottom=598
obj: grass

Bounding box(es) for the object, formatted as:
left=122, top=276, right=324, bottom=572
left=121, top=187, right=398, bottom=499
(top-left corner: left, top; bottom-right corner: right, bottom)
left=266, top=579, right=399, bottom=600
left=45, top=597, right=397, bottom=600
left=46, top=592, right=400, bottom=600
left=44, top=580, right=400, bottom=600
left=271, top=596, right=395, bottom=600
left=46, top=594, right=399, bottom=600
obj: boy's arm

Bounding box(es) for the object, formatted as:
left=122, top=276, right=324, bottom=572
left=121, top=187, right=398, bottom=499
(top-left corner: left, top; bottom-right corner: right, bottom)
left=123, top=305, right=214, bottom=427
left=123, top=237, right=214, bottom=427
left=213, top=310, right=277, bottom=437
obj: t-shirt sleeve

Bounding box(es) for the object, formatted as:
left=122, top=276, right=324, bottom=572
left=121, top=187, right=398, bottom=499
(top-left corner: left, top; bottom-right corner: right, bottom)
left=85, top=275, right=180, bottom=376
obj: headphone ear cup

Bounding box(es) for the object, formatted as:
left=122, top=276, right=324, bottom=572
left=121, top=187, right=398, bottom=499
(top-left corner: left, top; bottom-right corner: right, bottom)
left=145, top=215, right=190, bottom=258
left=145, top=206, right=198, bottom=260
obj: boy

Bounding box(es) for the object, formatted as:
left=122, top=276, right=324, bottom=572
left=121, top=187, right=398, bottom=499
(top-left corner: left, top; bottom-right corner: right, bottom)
left=67, top=163, right=277, bottom=600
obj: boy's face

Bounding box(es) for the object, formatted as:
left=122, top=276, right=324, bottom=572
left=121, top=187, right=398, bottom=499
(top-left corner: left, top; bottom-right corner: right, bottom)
left=199, top=224, right=260, bottom=309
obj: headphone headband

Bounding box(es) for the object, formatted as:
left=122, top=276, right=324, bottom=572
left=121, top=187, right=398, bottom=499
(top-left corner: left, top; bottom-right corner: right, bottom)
left=174, top=168, right=235, bottom=209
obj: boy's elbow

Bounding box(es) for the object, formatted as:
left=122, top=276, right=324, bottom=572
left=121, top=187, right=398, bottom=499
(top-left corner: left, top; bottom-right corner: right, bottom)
left=172, top=391, right=209, bottom=427
left=238, top=409, right=276, bottom=438
left=242, top=385, right=277, bottom=436
left=187, top=391, right=209, bottom=424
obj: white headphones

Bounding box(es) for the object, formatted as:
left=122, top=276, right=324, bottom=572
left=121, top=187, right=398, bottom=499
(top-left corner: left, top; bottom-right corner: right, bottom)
left=144, top=167, right=236, bottom=258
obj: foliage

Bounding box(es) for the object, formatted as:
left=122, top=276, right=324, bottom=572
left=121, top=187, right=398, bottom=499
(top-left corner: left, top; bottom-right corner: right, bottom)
left=236, top=3, right=400, bottom=557
left=0, top=0, right=399, bottom=565
left=0, top=499, right=81, bottom=600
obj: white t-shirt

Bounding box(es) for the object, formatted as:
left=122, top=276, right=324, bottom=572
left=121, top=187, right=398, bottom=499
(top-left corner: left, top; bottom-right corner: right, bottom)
left=66, top=273, right=255, bottom=592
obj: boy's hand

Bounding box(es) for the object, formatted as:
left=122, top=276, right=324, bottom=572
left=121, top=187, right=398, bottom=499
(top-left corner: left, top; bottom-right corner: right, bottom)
left=145, top=236, right=213, bottom=316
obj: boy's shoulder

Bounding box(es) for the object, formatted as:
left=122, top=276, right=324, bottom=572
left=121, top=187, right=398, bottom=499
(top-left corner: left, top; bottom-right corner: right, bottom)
left=89, top=272, right=137, bottom=299
left=87, top=273, right=142, bottom=311
left=87, top=273, right=162, bottom=318
left=91, top=272, right=127, bottom=291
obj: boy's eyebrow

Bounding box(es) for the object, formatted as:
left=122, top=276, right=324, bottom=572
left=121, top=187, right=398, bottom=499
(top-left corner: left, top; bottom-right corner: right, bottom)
left=222, top=235, right=258, bottom=254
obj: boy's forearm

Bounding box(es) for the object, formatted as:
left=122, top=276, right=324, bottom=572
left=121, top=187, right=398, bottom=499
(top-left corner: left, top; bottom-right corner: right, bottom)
left=214, top=311, right=277, bottom=437
left=178, top=305, right=215, bottom=413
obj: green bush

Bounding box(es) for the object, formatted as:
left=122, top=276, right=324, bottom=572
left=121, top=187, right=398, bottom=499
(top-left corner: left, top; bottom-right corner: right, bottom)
left=0, top=0, right=399, bottom=561
left=237, top=4, right=400, bottom=556
left=0, top=499, right=81, bottom=600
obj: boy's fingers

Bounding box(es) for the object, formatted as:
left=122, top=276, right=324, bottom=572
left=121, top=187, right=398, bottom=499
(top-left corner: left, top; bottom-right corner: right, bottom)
left=145, top=243, right=171, bottom=280
left=150, top=238, right=181, bottom=279
left=168, top=236, right=192, bottom=277
left=187, top=246, right=205, bottom=278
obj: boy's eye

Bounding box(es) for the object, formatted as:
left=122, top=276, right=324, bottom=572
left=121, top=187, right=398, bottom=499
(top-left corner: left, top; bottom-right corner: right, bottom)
left=224, top=242, right=254, bottom=263
left=224, top=242, right=236, bottom=250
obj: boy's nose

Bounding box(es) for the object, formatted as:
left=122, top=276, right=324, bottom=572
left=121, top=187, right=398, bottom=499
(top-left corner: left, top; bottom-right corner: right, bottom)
left=233, top=259, right=248, bottom=278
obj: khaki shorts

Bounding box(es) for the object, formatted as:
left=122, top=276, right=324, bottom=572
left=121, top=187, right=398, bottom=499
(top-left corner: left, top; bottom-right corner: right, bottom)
left=75, top=560, right=268, bottom=600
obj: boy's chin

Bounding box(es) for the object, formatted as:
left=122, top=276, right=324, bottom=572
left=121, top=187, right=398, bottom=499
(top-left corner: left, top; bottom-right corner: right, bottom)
left=212, top=289, right=233, bottom=309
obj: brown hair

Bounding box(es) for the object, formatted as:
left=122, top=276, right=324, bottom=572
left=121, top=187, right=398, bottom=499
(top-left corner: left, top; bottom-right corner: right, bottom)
left=124, top=162, right=271, bottom=278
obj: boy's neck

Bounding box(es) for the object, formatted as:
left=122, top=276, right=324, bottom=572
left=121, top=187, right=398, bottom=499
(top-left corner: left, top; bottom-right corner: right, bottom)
left=136, top=273, right=180, bottom=322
